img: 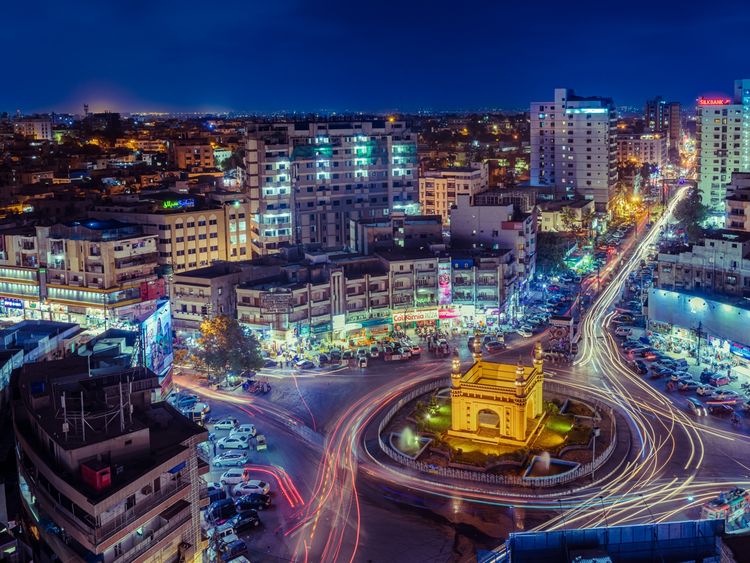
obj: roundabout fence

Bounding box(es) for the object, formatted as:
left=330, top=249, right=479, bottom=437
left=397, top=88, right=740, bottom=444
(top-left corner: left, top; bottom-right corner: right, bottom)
left=377, top=379, right=618, bottom=488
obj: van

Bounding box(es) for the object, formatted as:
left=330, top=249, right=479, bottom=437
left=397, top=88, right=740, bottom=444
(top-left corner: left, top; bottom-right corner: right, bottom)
left=209, top=522, right=239, bottom=545
left=220, top=540, right=248, bottom=562
left=686, top=398, right=707, bottom=416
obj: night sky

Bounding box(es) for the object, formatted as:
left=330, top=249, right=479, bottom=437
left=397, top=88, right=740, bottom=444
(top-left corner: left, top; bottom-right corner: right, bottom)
left=3, top=0, right=750, bottom=114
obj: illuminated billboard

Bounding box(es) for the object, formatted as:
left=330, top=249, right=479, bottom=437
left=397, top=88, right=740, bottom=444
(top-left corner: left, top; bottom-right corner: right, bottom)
left=141, top=299, right=173, bottom=376
left=698, top=97, right=731, bottom=106
left=438, top=261, right=452, bottom=305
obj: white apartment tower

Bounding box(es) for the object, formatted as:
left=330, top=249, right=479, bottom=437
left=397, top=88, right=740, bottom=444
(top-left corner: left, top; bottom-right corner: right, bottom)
left=696, top=79, right=750, bottom=214
left=530, top=88, right=618, bottom=211
left=243, top=120, right=418, bottom=256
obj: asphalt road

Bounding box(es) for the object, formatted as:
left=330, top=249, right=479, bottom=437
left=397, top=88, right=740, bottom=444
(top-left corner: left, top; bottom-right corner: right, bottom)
left=176, top=186, right=750, bottom=562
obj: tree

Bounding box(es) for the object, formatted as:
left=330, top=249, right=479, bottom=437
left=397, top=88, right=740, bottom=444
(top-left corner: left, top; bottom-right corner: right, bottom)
left=195, top=315, right=264, bottom=381
left=536, top=232, right=572, bottom=274
left=673, top=188, right=709, bottom=242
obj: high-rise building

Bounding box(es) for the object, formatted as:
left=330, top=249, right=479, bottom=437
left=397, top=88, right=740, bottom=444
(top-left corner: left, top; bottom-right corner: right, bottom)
left=418, top=165, right=487, bottom=224
left=243, top=120, right=418, bottom=255
left=644, top=96, right=681, bottom=161
left=530, top=88, right=618, bottom=211
left=12, top=360, right=208, bottom=562
left=696, top=79, right=750, bottom=213
left=616, top=132, right=668, bottom=168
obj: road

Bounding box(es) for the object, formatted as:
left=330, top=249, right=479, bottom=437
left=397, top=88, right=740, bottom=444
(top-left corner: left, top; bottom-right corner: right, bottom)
left=178, top=185, right=750, bottom=562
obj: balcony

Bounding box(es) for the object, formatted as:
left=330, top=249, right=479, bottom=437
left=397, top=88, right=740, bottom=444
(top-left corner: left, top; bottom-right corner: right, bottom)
left=112, top=501, right=192, bottom=563
left=416, top=280, right=435, bottom=288
left=392, top=285, right=412, bottom=292
left=477, top=278, right=497, bottom=287
left=393, top=270, right=412, bottom=277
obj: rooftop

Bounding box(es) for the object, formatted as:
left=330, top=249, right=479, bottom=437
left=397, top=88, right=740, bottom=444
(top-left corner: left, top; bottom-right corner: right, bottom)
left=461, top=359, right=539, bottom=389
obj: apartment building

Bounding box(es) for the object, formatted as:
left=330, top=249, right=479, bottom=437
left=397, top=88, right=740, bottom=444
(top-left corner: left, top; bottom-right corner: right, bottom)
left=349, top=212, right=442, bottom=254
left=12, top=360, right=208, bottom=563
left=696, top=79, right=750, bottom=213
left=170, top=261, right=279, bottom=332
left=170, top=140, right=215, bottom=170
left=655, top=230, right=750, bottom=296
left=530, top=88, right=618, bottom=210
left=726, top=172, right=750, bottom=232
left=14, top=118, right=53, bottom=141
left=616, top=132, right=668, bottom=168
left=0, top=220, right=161, bottom=327
left=645, top=96, right=680, bottom=159
left=91, top=192, right=254, bottom=272
left=449, top=193, right=537, bottom=278
left=243, top=120, right=418, bottom=255
left=236, top=248, right=523, bottom=341
left=419, top=165, right=487, bottom=224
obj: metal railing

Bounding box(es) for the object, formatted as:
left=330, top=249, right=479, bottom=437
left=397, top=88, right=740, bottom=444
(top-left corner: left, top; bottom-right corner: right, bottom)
left=113, top=511, right=192, bottom=563
left=377, top=379, right=618, bottom=489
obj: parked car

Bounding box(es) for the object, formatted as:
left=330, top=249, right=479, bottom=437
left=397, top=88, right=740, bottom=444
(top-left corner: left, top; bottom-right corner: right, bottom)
left=207, top=499, right=237, bottom=524
left=263, top=359, right=277, bottom=368
left=615, top=326, right=633, bottom=337
left=710, top=390, right=741, bottom=403
left=329, top=349, right=342, bottom=362
left=231, top=424, right=257, bottom=439
left=233, top=480, right=271, bottom=497
left=207, top=481, right=226, bottom=503
left=208, top=521, right=239, bottom=546
left=220, top=468, right=250, bottom=487
left=370, top=346, right=380, bottom=359
left=410, top=345, right=422, bottom=356
left=217, top=436, right=249, bottom=450
left=516, top=328, right=532, bottom=338
left=632, top=359, right=649, bottom=375
left=295, top=360, right=315, bottom=370
left=228, top=510, right=260, bottom=531
left=212, top=452, right=249, bottom=468
left=219, top=539, right=248, bottom=561
left=214, top=418, right=240, bottom=431
left=708, top=403, right=734, bottom=417
left=318, top=353, right=330, bottom=365
left=677, top=379, right=699, bottom=391
left=485, top=340, right=506, bottom=352
left=697, top=384, right=717, bottom=397
left=639, top=349, right=657, bottom=361
left=686, top=397, right=708, bottom=416
left=235, top=493, right=272, bottom=511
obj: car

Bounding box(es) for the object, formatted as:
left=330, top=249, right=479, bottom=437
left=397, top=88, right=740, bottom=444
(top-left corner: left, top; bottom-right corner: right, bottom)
left=485, top=340, right=506, bottom=352
left=220, top=468, right=250, bottom=487
left=207, top=499, right=237, bottom=524
left=356, top=348, right=369, bottom=358
left=410, top=345, right=422, bottom=356
left=217, top=436, right=249, bottom=450
left=516, top=329, right=532, bottom=338
left=697, top=384, right=716, bottom=397
left=213, top=452, right=249, bottom=467
left=228, top=509, right=260, bottom=531
left=686, top=398, right=708, bottom=416
left=295, top=360, right=315, bottom=369
left=263, top=359, right=277, bottom=368
left=639, top=350, right=657, bottom=361
left=370, top=346, right=380, bottom=359
left=235, top=493, right=272, bottom=511
left=208, top=521, right=239, bottom=546
left=708, top=403, right=735, bottom=417
left=710, top=390, right=741, bottom=403
left=632, top=360, right=649, bottom=375
left=622, top=340, right=642, bottom=350
left=329, top=349, right=342, bottom=361
left=709, top=374, right=731, bottom=387
left=206, top=481, right=226, bottom=503
left=219, top=539, right=248, bottom=562
left=677, top=379, right=699, bottom=391
left=214, top=418, right=240, bottom=431
left=318, top=353, right=330, bottom=365
left=342, top=350, right=354, bottom=360
left=231, top=424, right=257, bottom=439
left=232, top=480, right=271, bottom=496
left=614, top=326, right=633, bottom=337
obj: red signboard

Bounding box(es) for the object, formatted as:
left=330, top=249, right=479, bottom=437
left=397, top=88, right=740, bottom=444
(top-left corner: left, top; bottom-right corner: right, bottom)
left=140, top=278, right=166, bottom=301
left=698, top=97, right=731, bottom=106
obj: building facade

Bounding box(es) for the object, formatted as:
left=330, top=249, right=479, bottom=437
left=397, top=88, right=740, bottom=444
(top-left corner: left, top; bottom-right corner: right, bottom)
left=537, top=198, right=596, bottom=233
left=616, top=132, right=668, bottom=168
left=645, top=96, right=681, bottom=158
left=243, top=120, right=418, bottom=255
left=14, top=118, right=53, bottom=141
left=349, top=212, right=442, bottom=254
left=696, top=79, right=750, bottom=212
left=449, top=193, right=537, bottom=279
left=530, top=88, right=618, bottom=210
left=170, top=140, right=215, bottom=171
left=12, top=361, right=208, bottom=563
left=418, top=165, right=486, bottom=224
left=0, top=220, right=162, bottom=327
left=726, top=172, right=750, bottom=232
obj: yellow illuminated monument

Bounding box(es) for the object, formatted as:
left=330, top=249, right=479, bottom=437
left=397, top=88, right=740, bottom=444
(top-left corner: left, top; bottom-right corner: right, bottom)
left=448, top=339, right=545, bottom=445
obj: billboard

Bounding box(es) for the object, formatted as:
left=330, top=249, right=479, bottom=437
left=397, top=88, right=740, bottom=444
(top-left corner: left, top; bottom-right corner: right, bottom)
left=260, top=292, right=292, bottom=314
left=438, top=261, right=452, bottom=305
left=141, top=300, right=173, bottom=376
left=392, top=309, right=439, bottom=323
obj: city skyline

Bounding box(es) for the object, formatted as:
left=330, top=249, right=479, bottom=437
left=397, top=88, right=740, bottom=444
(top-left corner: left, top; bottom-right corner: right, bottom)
left=3, top=0, right=750, bottom=113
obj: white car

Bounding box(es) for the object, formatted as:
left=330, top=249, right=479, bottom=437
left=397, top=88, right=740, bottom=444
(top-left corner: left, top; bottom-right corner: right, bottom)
left=212, top=452, right=249, bottom=468
left=232, top=480, right=271, bottom=496
left=217, top=436, right=249, bottom=450
left=213, top=417, right=239, bottom=431
left=516, top=329, right=532, bottom=338
left=219, top=468, right=250, bottom=487
left=230, top=424, right=257, bottom=440
left=614, top=326, right=633, bottom=337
